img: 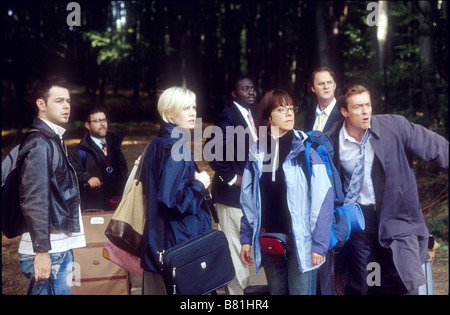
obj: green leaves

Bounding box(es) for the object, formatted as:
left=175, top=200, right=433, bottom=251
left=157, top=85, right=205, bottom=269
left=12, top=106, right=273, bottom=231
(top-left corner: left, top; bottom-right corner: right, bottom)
left=84, top=30, right=132, bottom=65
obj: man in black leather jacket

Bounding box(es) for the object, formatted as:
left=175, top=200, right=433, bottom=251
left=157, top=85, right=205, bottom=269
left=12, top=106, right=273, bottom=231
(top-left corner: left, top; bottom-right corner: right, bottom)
left=17, top=75, right=86, bottom=295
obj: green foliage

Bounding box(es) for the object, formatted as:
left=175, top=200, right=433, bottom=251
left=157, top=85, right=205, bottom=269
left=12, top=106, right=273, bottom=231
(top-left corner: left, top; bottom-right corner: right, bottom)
left=83, top=30, right=133, bottom=65
left=426, top=215, right=449, bottom=242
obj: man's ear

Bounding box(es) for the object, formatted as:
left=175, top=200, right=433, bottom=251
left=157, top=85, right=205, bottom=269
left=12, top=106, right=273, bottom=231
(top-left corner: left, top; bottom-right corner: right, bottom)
left=231, top=90, right=237, bottom=100
left=84, top=121, right=91, bottom=130
left=36, top=99, right=46, bottom=111
left=340, top=106, right=348, bottom=118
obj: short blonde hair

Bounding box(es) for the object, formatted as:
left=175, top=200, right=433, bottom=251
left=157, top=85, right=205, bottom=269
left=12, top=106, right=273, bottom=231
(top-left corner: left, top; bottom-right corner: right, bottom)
left=158, top=87, right=196, bottom=123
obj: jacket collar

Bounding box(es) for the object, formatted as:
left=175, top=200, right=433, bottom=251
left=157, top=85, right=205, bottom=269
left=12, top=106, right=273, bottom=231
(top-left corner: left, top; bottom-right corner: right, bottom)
left=158, top=121, right=187, bottom=149
left=249, top=129, right=306, bottom=163
left=79, top=131, right=124, bottom=151
left=327, top=115, right=380, bottom=140
left=31, top=118, right=61, bottom=142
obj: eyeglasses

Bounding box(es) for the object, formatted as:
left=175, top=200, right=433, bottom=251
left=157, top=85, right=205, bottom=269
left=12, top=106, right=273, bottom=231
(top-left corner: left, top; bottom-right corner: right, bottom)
left=273, top=106, right=298, bottom=114
left=89, top=118, right=108, bottom=124
left=240, top=86, right=257, bottom=93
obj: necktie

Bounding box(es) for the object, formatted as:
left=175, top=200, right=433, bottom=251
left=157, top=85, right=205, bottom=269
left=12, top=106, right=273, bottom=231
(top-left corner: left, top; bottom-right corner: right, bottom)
left=344, top=129, right=371, bottom=205
left=247, top=112, right=258, bottom=140
left=315, top=112, right=327, bottom=131
left=100, top=140, right=107, bottom=156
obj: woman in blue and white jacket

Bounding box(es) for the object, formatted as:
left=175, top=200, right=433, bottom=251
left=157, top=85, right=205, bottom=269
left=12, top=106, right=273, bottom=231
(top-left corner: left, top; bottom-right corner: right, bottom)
left=239, top=89, right=334, bottom=295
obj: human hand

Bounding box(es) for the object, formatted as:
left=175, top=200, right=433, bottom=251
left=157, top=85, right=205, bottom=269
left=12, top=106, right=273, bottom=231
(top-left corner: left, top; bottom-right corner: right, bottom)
left=312, top=252, right=325, bottom=266
left=34, top=252, right=51, bottom=281
left=88, top=177, right=102, bottom=188
left=240, top=244, right=253, bottom=266
left=233, top=175, right=242, bottom=187
left=195, top=171, right=211, bottom=189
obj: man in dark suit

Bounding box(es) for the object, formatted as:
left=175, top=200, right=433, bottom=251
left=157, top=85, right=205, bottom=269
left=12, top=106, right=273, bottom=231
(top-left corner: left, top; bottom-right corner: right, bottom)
left=205, top=75, right=258, bottom=294
left=303, top=67, right=343, bottom=132
left=69, top=108, right=128, bottom=211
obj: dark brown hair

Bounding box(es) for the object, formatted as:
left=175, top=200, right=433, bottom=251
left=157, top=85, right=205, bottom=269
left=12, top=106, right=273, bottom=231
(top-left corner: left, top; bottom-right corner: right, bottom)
left=310, top=66, right=337, bottom=87
left=31, top=75, right=69, bottom=103
left=256, top=89, right=293, bottom=128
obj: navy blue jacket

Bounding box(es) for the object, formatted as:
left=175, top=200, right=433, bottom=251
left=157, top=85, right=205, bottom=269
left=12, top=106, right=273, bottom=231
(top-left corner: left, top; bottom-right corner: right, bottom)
left=206, top=103, right=254, bottom=208
left=140, top=122, right=212, bottom=273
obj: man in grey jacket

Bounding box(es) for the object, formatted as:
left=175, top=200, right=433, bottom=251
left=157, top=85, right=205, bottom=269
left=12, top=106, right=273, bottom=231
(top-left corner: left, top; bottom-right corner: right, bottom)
left=327, top=84, right=448, bottom=294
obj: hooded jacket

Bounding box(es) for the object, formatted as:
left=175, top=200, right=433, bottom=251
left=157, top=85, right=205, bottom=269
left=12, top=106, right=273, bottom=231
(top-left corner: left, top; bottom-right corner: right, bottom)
left=240, top=129, right=334, bottom=273
left=140, top=122, right=212, bottom=273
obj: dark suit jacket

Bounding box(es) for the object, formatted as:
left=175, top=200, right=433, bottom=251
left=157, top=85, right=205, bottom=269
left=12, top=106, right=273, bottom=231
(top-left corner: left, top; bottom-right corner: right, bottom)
left=68, top=132, right=128, bottom=210
left=303, top=101, right=344, bottom=133
left=205, top=103, right=255, bottom=208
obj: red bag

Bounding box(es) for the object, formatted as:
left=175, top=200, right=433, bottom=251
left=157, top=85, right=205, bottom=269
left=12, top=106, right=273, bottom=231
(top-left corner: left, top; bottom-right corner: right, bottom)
left=103, top=238, right=143, bottom=277
left=259, top=232, right=288, bottom=258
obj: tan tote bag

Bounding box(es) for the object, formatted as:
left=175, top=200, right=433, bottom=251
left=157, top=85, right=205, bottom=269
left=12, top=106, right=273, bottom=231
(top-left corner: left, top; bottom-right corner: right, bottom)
left=104, top=145, right=148, bottom=257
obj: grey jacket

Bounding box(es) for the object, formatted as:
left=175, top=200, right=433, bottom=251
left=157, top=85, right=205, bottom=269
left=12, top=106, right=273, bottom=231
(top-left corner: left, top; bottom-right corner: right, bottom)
left=327, top=114, right=448, bottom=291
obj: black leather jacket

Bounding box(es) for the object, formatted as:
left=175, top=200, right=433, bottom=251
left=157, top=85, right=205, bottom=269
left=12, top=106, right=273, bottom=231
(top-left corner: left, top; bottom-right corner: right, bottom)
left=18, top=118, right=81, bottom=252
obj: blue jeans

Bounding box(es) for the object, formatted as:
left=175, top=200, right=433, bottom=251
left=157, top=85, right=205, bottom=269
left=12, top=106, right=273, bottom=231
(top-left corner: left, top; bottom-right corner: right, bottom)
left=20, top=250, right=74, bottom=295
left=261, top=236, right=317, bottom=295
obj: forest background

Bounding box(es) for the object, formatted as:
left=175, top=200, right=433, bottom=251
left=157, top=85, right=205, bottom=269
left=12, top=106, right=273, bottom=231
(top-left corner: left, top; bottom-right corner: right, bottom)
left=1, top=0, right=448, bottom=292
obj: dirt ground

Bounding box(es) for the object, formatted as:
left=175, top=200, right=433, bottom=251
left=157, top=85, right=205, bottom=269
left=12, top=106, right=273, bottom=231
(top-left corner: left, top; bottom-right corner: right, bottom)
left=1, top=126, right=448, bottom=295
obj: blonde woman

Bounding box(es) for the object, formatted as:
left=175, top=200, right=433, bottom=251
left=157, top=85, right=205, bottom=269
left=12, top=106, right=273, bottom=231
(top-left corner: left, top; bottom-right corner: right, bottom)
left=140, top=87, right=211, bottom=294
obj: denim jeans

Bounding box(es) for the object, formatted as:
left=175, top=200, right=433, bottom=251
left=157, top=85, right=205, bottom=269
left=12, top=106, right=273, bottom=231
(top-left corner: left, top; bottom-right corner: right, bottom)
left=261, top=235, right=317, bottom=295
left=20, top=250, right=74, bottom=295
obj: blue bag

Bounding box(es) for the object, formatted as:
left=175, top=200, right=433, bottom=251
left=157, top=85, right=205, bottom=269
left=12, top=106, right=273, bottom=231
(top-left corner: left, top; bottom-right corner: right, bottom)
left=299, top=131, right=365, bottom=252
left=329, top=204, right=365, bottom=251
left=302, top=130, right=345, bottom=206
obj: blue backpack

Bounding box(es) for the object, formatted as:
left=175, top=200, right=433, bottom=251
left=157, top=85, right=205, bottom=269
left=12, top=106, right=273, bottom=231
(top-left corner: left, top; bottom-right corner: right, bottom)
left=299, top=130, right=364, bottom=252
left=300, top=130, right=345, bottom=206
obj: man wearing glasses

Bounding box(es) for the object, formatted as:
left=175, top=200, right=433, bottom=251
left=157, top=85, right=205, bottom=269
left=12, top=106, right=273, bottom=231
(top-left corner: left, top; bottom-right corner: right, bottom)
left=205, top=74, right=258, bottom=295
left=69, top=108, right=128, bottom=211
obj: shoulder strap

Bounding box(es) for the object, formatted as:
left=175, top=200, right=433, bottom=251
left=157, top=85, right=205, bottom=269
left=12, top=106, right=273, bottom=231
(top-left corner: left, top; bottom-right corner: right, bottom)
left=20, top=129, right=59, bottom=174
left=77, top=145, right=87, bottom=168
left=304, top=138, right=312, bottom=179
left=194, top=162, right=220, bottom=225
left=297, top=133, right=312, bottom=187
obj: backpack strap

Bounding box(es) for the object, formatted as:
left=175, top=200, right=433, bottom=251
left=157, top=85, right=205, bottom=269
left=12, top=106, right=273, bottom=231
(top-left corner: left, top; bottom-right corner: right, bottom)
left=304, top=138, right=312, bottom=179
left=20, top=129, right=59, bottom=174
left=297, top=133, right=312, bottom=188
left=77, top=144, right=87, bottom=168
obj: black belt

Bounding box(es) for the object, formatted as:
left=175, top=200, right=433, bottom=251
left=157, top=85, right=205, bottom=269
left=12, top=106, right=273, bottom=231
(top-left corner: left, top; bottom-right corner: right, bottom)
left=359, top=204, right=376, bottom=211
left=358, top=204, right=378, bottom=233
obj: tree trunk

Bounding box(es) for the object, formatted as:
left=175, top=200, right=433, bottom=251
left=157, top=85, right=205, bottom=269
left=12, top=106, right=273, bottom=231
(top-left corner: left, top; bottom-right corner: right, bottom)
left=418, top=0, right=436, bottom=124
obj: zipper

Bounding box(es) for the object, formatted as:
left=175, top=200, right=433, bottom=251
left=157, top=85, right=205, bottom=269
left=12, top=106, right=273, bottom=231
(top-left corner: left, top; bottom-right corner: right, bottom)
left=164, top=230, right=215, bottom=260
left=172, top=268, right=177, bottom=294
